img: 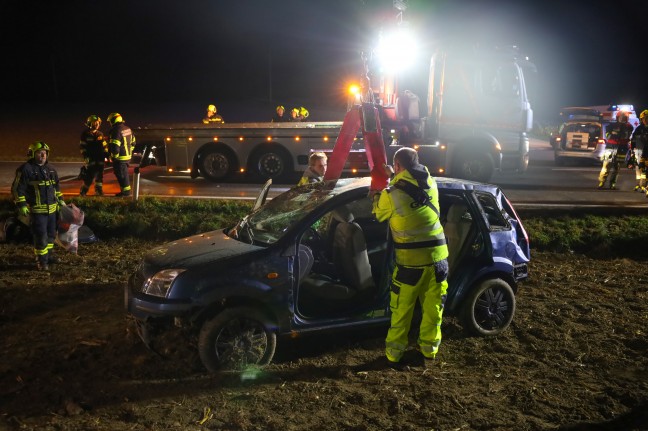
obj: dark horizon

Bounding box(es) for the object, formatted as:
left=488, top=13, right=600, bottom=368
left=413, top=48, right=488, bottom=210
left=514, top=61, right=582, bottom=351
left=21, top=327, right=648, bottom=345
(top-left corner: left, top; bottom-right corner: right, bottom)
left=1, top=0, right=645, bottom=121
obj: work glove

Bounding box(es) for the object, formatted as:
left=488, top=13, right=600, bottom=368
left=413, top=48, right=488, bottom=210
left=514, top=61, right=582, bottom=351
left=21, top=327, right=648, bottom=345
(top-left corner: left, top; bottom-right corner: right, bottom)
left=58, top=199, right=66, bottom=207
left=18, top=206, right=29, bottom=217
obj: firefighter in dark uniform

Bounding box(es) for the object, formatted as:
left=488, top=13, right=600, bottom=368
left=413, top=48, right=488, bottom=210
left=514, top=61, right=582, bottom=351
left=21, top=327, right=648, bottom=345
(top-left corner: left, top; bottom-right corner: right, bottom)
left=631, top=110, right=648, bottom=194
left=79, top=115, right=108, bottom=196
left=598, top=112, right=634, bottom=190
left=272, top=105, right=288, bottom=122
left=203, top=104, right=224, bottom=124
left=11, top=141, right=65, bottom=271
left=107, top=112, right=135, bottom=197
left=371, top=147, right=449, bottom=369
left=289, top=108, right=301, bottom=122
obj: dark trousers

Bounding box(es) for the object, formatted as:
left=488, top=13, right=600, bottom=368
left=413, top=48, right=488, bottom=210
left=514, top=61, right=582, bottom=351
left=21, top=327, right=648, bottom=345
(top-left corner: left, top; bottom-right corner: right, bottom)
left=83, top=163, right=104, bottom=188
left=31, top=212, right=57, bottom=261
left=113, top=161, right=131, bottom=192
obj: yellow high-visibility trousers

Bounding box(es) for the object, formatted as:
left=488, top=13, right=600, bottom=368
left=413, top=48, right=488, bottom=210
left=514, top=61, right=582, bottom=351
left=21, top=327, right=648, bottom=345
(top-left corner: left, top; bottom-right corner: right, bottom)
left=385, top=261, right=448, bottom=362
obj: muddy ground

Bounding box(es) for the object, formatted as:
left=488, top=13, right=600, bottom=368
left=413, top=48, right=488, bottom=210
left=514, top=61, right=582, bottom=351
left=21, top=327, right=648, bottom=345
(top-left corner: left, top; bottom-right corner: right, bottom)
left=1, top=239, right=647, bottom=431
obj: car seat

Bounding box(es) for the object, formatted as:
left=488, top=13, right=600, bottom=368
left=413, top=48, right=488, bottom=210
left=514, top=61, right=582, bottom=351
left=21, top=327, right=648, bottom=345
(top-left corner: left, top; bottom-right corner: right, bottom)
left=444, top=203, right=472, bottom=272
left=332, top=217, right=376, bottom=296
left=299, top=207, right=375, bottom=303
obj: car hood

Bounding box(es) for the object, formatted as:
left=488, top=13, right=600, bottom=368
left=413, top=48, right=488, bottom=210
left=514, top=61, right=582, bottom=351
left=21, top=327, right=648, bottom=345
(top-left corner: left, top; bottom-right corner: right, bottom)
left=144, top=229, right=263, bottom=268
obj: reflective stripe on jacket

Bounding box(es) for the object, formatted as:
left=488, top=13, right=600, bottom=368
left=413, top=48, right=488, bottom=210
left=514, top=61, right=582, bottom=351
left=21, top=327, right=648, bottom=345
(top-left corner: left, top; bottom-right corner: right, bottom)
left=108, top=122, right=135, bottom=162
left=12, top=160, right=62, bottom=214
left=373, top=167, right=448, bottom=266
left=297, top=166, right=322, bottom=186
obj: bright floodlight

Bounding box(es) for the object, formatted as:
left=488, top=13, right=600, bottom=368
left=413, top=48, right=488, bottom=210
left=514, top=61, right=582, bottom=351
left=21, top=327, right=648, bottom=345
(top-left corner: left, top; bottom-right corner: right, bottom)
left=375, top=27, right=418, bottom=73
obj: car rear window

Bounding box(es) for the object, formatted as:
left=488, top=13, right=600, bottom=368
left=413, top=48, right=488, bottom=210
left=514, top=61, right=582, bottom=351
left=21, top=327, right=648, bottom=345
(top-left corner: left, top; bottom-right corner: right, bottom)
left=475, top=192, right=509, bottom=229
left=563, top=123, right=601, bottom=137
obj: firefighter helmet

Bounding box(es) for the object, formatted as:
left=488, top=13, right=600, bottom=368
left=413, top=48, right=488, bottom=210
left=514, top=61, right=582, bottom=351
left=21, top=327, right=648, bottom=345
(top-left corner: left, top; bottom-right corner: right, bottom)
left=85, top=115, right=101, bottom=128
left=640, top=110, right=648, bottom=120
left=299, top=107, right=309, bottom=118
left=207, top=104, right=217, bottom=113
left=27, top=141, right=50, bottom=159
left=276, top=105, right=285, bottom=112
left=107, top=112, right=123, bottom=125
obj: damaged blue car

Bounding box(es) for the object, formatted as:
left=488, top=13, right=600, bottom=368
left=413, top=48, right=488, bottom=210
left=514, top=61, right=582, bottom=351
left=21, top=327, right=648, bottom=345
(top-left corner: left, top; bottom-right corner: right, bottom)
left=125, top=177, right=530, bottom=372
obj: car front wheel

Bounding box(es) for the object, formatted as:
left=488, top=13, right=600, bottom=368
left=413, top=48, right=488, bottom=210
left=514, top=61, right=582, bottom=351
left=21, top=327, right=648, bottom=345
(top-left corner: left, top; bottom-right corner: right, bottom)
left=198, top=307, right=277, bottom=372
left=460, top=278, right=515, bottom=336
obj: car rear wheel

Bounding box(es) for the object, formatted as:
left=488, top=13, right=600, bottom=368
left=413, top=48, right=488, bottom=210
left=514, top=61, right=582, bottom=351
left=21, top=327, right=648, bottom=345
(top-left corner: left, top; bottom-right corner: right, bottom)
left=198, top=306, right=277, bottom=372
left=460, top=278, right=515, bottom=336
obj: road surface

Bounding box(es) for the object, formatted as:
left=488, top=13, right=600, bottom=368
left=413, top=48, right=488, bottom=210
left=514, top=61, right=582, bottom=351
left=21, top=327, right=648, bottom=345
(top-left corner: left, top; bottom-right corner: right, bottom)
left=1, top=138, right=647, bottom=208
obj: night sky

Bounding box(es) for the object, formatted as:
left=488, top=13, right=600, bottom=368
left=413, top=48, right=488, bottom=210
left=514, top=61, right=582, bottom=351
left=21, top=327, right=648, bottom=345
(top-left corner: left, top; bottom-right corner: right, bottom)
left=1, top=0, right=645, bottom=121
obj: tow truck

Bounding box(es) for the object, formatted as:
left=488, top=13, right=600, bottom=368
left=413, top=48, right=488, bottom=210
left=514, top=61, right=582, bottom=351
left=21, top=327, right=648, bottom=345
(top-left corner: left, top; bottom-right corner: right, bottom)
left=136, top=1, right=534, bottom=184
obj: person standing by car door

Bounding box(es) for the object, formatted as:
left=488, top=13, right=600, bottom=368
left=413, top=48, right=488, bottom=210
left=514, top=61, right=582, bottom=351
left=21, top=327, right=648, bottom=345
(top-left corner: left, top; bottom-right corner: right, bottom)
left=107, top=112, right=135, bottom=197
left=598, top=112, right=634, bottom=190
left=631, top=110, right=648, bottom=193
left=370, top=147, right=449, bottom=369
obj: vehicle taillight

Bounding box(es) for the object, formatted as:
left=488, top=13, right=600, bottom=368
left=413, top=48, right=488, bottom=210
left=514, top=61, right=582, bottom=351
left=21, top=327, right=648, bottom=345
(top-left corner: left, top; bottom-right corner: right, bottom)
left=503, top=195, right=529, bottom=248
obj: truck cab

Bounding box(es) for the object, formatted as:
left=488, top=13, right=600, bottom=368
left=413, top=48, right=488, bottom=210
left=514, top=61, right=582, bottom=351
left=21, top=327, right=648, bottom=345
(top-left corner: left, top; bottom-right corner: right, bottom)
left=377, top=45, right=533, bottom=183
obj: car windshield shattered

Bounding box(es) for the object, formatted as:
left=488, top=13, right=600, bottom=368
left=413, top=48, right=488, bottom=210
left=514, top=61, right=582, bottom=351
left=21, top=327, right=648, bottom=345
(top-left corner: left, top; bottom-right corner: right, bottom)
left=239, top=178, right=368, bottom=244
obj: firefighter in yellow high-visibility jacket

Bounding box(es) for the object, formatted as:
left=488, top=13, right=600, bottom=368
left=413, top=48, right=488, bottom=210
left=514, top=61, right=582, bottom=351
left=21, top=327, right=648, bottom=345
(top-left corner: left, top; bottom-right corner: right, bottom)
left=371, top=147, right=449, bottom=369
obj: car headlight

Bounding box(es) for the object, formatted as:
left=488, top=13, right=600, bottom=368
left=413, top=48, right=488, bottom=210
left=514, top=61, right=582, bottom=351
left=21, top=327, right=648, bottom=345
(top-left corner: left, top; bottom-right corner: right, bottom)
left=142, top=269, right=186, bottom=298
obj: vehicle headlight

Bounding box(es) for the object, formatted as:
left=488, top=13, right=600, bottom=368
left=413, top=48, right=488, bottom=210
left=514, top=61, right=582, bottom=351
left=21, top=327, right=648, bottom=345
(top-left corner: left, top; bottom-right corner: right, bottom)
left=142, top=269, right=186, bottom=298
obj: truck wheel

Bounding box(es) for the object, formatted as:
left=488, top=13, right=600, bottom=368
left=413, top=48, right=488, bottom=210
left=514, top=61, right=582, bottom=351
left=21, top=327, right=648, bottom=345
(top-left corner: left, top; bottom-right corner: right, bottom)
left=252, top=146, right=293, bottom=181
left=198, top=306, right=277, bottom=372
left=198, top=148, right=233, bottom=182
left=453, top=153, right=494, bottom=183
left=460, top=278, right=515, bottom=336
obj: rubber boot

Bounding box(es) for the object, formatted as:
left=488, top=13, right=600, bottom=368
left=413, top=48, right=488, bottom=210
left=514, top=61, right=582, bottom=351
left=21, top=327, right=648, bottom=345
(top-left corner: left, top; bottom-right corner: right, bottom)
left=36, top=256, right=49, bottom=271
left=95, top=184, right=103, bottom=196
left=47, top=252, right=60, bottom=264
left=598, top=181, right=605, bottom=189
left=80, top=185, right=89, bottom=196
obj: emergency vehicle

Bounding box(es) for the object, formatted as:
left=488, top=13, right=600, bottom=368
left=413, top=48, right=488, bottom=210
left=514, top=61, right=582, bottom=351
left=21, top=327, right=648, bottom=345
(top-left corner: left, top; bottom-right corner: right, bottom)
left=552, top=104, right=639, bottom=165
left=596, top=104, right=639, bottom=128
